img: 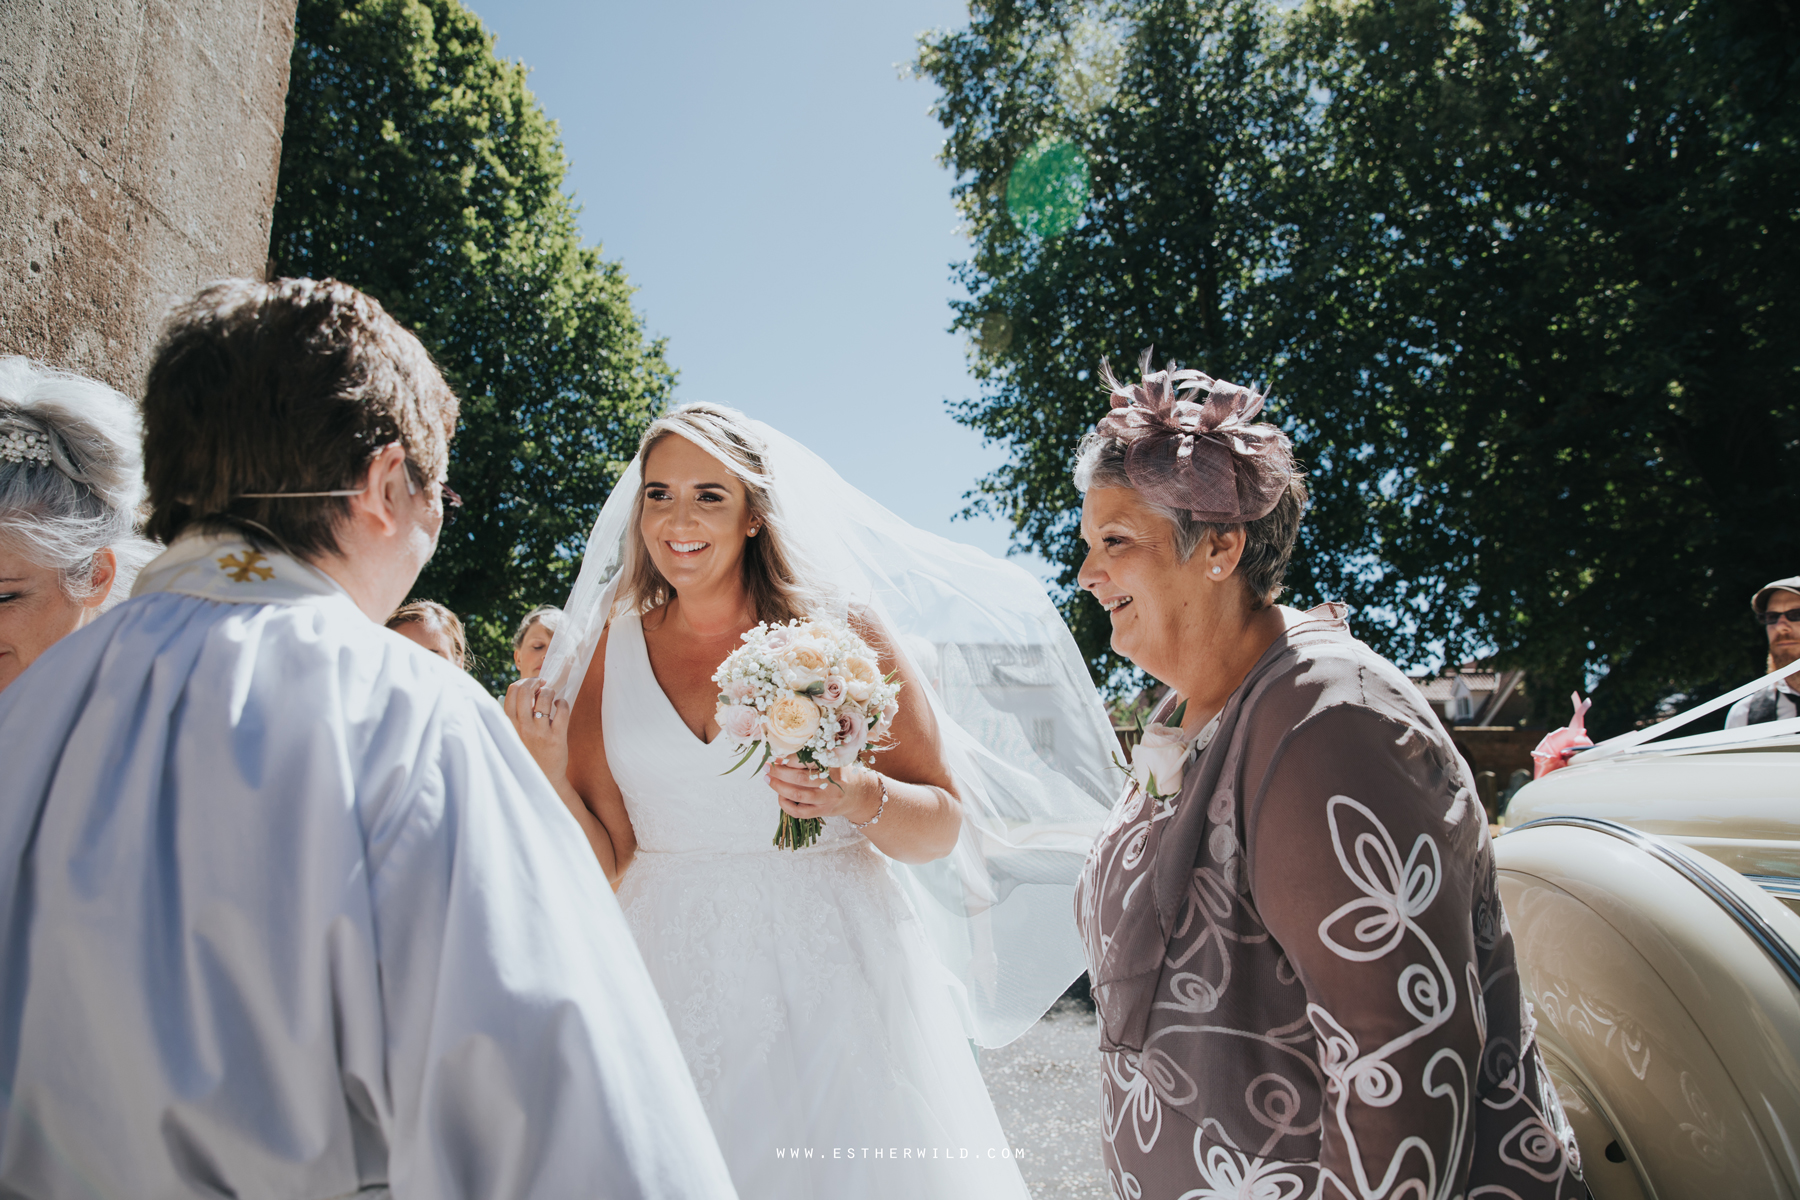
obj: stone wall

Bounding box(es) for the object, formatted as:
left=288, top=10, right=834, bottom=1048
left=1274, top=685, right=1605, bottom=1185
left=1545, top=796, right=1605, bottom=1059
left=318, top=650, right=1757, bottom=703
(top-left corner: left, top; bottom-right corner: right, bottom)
left=0, top=0, right=298, bottom=394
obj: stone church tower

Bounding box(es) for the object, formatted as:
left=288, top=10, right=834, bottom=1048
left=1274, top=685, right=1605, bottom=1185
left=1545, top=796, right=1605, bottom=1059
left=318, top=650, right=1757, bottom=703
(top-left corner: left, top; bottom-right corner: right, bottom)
left=0, top=0, right=299, bottom=392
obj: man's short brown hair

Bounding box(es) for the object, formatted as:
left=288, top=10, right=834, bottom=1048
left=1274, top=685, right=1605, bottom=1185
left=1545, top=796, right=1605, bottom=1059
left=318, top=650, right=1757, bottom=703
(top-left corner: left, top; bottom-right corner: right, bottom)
left=143, top=277, right=459, bottom=559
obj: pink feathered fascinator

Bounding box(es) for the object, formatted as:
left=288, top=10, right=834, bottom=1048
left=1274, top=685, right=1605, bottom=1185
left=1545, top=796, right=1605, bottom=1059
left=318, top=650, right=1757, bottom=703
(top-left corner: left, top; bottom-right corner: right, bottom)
left=1095, top=349, right=1295, bottom=524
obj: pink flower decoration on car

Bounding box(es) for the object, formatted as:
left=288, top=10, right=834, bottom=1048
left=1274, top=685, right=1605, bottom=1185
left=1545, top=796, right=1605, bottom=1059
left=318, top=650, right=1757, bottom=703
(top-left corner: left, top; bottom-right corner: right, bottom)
left=1530, top=693, right=1593, bottom=779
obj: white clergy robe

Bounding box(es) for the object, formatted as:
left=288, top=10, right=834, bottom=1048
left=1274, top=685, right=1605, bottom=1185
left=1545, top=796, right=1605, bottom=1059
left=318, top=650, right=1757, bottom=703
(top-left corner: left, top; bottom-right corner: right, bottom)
left=0, top=534, right=736, bottom=1199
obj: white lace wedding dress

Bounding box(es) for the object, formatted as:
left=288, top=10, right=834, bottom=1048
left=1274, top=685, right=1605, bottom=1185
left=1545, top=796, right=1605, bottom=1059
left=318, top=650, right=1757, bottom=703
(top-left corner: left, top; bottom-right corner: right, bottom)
left=603, top=611, right=1032, bottom=1199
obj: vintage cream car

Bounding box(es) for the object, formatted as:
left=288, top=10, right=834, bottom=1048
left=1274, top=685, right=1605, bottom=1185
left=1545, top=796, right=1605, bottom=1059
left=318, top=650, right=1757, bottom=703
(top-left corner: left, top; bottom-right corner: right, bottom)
left=1497, top=715, right=1800, bottom=1199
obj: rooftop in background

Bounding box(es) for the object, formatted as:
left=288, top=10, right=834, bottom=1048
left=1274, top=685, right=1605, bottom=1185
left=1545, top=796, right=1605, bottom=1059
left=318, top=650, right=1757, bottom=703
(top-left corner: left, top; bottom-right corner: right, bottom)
left=1410, top=661, right=1534, bottom=729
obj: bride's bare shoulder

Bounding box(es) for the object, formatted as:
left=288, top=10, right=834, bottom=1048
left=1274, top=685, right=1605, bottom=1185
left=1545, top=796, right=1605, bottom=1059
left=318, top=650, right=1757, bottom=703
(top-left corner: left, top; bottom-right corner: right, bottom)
left=846, top=603, right=894, bottom=652
left=847, top=604, right=926, bottom=680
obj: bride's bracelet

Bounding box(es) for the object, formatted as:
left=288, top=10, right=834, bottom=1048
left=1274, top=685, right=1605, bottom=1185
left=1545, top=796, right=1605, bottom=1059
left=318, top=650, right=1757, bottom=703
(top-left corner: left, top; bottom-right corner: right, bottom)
left=850, top=775, right=888, bottom=832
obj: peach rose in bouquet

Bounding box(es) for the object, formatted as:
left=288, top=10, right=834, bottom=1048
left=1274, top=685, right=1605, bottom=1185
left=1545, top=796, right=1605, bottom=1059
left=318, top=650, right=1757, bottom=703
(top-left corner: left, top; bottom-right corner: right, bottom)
left=713, top=616, right=904, bottom=849
left=764, top=692, right=823, bottom=758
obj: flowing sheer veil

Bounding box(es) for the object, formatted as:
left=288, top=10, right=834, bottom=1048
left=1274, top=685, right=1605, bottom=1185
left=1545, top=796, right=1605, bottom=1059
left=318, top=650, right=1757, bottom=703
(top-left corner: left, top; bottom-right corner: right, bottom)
left=541, top=416, right=1117, bottom=1047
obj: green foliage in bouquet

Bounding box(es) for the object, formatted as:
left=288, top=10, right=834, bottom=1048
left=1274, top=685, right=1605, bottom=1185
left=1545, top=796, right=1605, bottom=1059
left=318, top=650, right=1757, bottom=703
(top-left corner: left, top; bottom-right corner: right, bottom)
left=271, top=0, right=672, bottom=691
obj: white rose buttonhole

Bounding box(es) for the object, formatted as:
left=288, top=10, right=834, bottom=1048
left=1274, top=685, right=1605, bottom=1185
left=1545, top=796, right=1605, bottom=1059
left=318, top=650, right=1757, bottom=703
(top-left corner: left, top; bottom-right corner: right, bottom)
left=1125, top=699, right=1201, bottom=801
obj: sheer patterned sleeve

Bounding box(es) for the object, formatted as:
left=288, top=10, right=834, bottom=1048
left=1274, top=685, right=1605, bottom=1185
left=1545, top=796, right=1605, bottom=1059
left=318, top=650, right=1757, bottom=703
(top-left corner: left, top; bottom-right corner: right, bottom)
left=1246, top=703, right=1488, bottom=1199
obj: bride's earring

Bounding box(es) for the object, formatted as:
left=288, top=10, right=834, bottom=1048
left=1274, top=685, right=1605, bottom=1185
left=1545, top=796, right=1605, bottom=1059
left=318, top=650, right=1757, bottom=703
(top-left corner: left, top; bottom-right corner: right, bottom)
left=749, top=525, right=760, bottom=537
left=1211, top=566, right=1222, bottom=575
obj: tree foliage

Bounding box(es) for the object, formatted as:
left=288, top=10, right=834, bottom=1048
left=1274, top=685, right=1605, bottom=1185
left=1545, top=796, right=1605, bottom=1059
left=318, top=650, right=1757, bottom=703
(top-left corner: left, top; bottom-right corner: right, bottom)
left=271, top=0, right=671, bottom=687
left=919, top=0, right=1800, bottom=733
left=918, top=0, right=1306, bottom=691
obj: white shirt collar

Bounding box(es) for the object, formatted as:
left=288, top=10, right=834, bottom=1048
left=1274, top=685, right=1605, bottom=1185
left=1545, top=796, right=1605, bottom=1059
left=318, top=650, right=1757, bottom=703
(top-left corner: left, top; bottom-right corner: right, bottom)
left=131, top=532, right=353, bottom=608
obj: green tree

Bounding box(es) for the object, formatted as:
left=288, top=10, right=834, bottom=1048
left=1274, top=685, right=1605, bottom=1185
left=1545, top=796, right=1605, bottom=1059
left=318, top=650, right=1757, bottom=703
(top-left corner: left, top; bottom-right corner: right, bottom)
left=917, top=0, right=1307, bottom=691
left=920, top=0, right=1800, bottom=733
left=1273, top=0, right=1800, bottom=733
left=271, top=0, right=671, bottom=688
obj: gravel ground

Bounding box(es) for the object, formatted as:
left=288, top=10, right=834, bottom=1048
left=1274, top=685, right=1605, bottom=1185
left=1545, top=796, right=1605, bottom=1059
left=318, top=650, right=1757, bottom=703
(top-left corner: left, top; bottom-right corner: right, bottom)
left=978, top=999, right=1112, bottom=1200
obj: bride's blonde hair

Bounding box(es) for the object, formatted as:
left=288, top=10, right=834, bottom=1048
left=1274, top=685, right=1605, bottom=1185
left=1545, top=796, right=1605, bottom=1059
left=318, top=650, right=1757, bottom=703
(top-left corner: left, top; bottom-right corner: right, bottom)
left=620, top=403, right=820, bottom=625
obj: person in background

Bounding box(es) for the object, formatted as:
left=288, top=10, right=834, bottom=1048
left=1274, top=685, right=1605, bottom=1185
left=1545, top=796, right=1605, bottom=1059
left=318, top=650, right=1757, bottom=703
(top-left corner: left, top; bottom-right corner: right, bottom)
left=512, top=603, right=561, bottom=677
left=0, top=277, right=733, bottom=1198
left=0, top=358, right=160, bottom=691
left=387, top=597, right=468, bottom=669
left=1725, top=575, right=1800, bottom=727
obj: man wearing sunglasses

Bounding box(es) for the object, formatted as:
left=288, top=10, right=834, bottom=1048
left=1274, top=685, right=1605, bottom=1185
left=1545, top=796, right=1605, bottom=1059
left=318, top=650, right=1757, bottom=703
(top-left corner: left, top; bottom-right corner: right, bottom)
left=0, top=279, right=732, bottom=1198
left=1725, top=575, right=1800, bottom=728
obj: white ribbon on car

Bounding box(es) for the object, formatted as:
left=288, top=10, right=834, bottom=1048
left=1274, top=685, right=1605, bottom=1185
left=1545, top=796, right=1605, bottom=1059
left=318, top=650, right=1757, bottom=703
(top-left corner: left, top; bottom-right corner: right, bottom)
left=1577, top=657, right=1800, bottom=762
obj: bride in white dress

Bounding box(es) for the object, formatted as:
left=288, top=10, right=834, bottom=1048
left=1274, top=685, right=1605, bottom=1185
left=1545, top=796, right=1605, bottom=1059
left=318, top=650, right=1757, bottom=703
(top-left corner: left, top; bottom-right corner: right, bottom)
left=507, top=403, right=1117, bottom=1198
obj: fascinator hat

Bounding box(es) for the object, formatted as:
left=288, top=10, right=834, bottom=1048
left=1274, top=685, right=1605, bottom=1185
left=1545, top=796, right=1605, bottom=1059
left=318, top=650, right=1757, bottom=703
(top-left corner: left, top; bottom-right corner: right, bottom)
left=1095, top=348, right=1294, bottom=524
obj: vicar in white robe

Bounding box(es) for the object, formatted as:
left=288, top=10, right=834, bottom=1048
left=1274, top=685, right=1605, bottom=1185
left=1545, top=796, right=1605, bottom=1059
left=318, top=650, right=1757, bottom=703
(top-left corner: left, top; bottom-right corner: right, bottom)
left=0, top=278, right=735, bottom=1199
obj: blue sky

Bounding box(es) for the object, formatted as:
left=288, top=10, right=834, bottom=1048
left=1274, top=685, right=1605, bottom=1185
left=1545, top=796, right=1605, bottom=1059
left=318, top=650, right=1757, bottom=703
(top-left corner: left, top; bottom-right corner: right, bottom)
left=463, top=0, right=1051, bottom=573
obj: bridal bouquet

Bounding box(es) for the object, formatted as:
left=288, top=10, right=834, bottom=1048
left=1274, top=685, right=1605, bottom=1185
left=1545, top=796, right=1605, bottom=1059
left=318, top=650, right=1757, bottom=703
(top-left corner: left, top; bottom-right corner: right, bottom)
left=712, top=618, right=903, bottom=850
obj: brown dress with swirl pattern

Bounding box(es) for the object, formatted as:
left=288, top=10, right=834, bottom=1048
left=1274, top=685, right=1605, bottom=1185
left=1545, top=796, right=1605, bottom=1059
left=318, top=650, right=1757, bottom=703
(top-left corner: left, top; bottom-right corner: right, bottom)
left=1075, top=605, right=1585, bottom=1200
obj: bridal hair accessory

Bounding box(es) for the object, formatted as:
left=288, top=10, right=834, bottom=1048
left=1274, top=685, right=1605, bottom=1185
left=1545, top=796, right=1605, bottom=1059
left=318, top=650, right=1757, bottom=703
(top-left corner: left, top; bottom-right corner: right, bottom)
left=0, top=424, right=53, bottom=466
left=712, top=616, right=902, bottom=850
left=1095, top=348, right=1294, bottom=524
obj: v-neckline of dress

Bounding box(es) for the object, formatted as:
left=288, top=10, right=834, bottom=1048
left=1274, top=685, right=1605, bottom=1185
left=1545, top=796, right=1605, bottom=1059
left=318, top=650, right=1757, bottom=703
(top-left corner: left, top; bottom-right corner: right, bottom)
left=630, top=610, right=726, bottom=749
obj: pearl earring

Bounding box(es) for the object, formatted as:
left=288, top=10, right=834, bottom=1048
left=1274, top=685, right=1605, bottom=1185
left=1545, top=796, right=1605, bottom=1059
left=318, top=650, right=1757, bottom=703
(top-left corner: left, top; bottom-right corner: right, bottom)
left=1211, top=566, right=1221, bottom=575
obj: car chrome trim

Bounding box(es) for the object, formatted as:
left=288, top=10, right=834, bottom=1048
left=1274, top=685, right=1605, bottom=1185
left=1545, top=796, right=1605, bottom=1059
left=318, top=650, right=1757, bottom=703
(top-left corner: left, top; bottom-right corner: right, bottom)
left=1749, top=874, right=1800, bottom=897
left=1510, top=816, right=1800, bottom=993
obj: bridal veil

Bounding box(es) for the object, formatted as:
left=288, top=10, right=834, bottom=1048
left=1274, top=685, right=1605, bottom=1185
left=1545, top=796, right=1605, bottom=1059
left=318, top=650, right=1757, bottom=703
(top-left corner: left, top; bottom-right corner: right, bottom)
left=541, top=415, right=1117, bottom=1046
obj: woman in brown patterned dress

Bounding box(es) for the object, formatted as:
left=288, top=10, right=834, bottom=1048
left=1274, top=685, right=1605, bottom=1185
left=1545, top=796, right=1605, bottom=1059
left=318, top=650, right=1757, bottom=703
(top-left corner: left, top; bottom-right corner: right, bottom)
left=1071, top=353, right=1585, bottom=1200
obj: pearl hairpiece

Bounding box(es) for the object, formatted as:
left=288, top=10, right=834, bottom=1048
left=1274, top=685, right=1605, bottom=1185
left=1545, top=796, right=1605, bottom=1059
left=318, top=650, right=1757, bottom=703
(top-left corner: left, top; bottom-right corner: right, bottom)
left=0, top=427, right=53, bottom=467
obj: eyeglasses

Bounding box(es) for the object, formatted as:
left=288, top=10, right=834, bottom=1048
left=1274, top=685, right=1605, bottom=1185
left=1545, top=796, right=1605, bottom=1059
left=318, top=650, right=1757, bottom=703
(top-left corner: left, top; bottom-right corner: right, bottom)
left=404, top=460, right=461, bottom=529
left=242, top=453, right=461, bottom=529
left=1761, top=609, right=1800, bottom=627
left=439, top=482, right=462, bottom=528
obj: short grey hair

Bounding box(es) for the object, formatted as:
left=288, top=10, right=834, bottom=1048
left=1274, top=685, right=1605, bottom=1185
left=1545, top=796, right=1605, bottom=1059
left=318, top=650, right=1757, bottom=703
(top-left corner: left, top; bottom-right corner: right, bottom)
left=0, top=357, right=160, bottom=606
left=1074, top=429, right=1308, bottom=608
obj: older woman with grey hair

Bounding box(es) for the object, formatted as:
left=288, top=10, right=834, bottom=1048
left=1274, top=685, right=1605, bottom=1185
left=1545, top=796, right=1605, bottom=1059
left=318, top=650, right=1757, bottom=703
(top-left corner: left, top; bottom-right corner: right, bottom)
left=1071, top=353, right=1584, bottom=1199
left=0, top=357, right=158, bottom=691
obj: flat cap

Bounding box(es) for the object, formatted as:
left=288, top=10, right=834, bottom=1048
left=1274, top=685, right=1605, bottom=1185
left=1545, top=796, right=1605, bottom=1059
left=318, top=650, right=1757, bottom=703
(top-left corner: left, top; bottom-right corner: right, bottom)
left=1752, top=575, right=1800, bottom=615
